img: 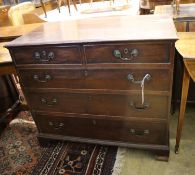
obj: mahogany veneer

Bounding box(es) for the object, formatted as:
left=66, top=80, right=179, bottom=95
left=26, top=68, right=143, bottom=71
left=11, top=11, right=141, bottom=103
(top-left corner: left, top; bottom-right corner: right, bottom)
left=6, top=15, right=177, bottom=160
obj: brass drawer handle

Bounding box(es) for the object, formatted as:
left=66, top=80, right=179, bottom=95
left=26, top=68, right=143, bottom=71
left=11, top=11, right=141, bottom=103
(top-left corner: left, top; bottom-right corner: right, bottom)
left=128, top=74, right=151, bottom=107
left=33, top=74, right=52, bottom=83
left=127, top=73, right=151, bottom=84
left=129, top=102, right=150, bottom=111
left=131, top=49, right=139, bottom=58
left=48, top=121, right=64, bottom=130
left=130, top=129, right=150, bottom=136
left=84, top=70, right=88, bottom=77
left=113, top=48, right=139, bottom=61
left=48, top=51, right=55, bottom=59
left=34, top=51, right=55, bottom=62
left=41, top=98, right=57, bottom=106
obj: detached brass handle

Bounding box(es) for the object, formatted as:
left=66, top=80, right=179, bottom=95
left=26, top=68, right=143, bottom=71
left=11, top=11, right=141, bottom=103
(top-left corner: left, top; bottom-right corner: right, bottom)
left=129, top=102, right=150, bottom=111
left=34, top=51, right=55, bottom=62
left=129, top=129, right=150, bottom=136
left=48, top=121, right=64, bottom=130
left=41, top=98, right=57, bottom=106
left=113, top=48, right=139, bottom=61
left=33, top=74, right=52, bottom=83
left=127, top=73, right=151, bottom=84
left=128, top=74, right=151, bottom=108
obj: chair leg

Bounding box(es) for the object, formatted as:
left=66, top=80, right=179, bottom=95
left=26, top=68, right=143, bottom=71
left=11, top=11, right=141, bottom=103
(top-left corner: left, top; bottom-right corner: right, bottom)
left=67, top=0, right=71, bottom=15
left=109, top=0, right=114, bottom=6
left=57, top=0, right=62, bottom=13
left=90, top=0, right=93, bottom=6
left=72, top=0, right=78, bottom=11
left=40, top=0, right=47, bottom=18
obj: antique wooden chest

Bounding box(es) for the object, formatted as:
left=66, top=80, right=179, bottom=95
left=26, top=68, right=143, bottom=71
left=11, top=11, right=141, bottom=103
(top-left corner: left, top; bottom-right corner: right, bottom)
left=6, top=15, right=177, bottom=160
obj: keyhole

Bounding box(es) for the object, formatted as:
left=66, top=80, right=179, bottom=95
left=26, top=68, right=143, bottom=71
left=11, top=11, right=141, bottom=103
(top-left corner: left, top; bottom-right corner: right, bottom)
left=124, top=48, right=129, bottom=54
left=92, top=120, right=96, bottom=125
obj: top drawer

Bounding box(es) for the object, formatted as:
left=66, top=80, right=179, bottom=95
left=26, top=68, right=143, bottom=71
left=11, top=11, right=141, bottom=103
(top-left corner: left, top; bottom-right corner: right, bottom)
left=12, top=45, right=82, bottom=65
left=84, top=42, right=171, bottom=64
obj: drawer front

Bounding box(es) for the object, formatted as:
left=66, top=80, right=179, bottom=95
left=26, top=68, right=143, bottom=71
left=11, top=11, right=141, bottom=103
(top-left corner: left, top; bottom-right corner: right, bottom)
left=34, top=113, right=167, bottom=145
left=84, top=42, right=171, bottom=63
left=18, top=68, right=170, bottom=91
left=18, top=68, right=85, bottom=89
left=87, top=93, right=168, bottom=119
left=26, top=91, right=168, bottom=118
left=84, top=69, right=170, bottom=91
left=27, top=91, right=87, bottom=114
left=12, top=46, right=82, bottom=64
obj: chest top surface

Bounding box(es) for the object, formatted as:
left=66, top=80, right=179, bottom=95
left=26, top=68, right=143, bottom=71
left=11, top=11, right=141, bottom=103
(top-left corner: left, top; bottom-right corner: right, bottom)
left=5, top=15, right=177, bottom=47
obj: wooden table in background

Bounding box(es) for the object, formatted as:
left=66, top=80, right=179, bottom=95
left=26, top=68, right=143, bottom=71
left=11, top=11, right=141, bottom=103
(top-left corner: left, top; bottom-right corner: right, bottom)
left=0, top=41, right=18, bottom=124
left=0, top=22, right=43, bottom=74
left=0, top=23, right=40, bottom=123
left=154, top=3, right=195, bottom=17
left=0, top=23, right=42, bottom=42
left=0, top=42, right=16, bottom=75
left=154, top=3, right=195, bottom=31
left=0, top=23, right=42, bottom=73
left=155, top=3, right=195, bottom=115
left=175, top=32, right=195, bottom=153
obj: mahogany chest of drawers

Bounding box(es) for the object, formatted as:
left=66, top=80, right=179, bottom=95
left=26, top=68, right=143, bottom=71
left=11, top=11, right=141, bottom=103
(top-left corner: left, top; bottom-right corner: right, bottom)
left=6, top=15, right=177, bottom=160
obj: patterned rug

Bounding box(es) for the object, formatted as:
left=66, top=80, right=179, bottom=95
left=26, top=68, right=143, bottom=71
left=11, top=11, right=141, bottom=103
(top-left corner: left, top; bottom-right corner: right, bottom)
left=33, top=142, right=118, bottom=175
left=0, top=111, right=126, bottom=175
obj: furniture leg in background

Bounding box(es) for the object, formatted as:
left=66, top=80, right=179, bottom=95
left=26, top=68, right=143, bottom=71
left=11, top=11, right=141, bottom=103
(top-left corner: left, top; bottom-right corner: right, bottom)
left=0, top=41, right=29, bottom=130
left=57, top=0, right=78, bottom=15
left=175, top=33, right=195, bottom=153
left=40, top=0, right=47, bottom=17
left=0, top=69, right=20, bottom=128
left=175, top=63, right=190, bottom=153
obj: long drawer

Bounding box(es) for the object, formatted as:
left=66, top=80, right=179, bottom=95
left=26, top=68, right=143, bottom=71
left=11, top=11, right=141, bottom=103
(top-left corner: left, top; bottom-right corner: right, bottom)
left=26, top=90, right=168, bottom=118
left=33, top=112, right=168, bottom=145
left=12, top=45, right=82, bottom=64
left=18, top=68, right=170, bottom=91
left=84, top=42, right=171, bottom=63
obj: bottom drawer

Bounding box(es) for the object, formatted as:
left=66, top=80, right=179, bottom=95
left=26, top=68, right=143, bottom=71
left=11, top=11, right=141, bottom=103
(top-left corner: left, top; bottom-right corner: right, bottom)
left=33, top=112, right=168, bottom=145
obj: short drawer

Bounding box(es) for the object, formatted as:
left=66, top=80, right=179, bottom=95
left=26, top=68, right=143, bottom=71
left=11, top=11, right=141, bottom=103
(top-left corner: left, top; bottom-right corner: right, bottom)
left=12, top=46, right=82, bottom=64
left=18, top=68, right=85, bottom=89
left=34, top=113, right=168, bottom=145
left=84, top=42, right=171, bottom=63
left=26, top=90, right=168, bottom=118
left=18, top=68, right=170, bottom=91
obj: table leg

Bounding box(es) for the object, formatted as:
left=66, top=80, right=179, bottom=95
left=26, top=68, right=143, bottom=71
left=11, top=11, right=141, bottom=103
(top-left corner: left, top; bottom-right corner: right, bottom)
left=172, top=52, right=184, bottom=115
left=175, top=65, right=190, bottom=154
left=40, top=0, right=47, bottom=18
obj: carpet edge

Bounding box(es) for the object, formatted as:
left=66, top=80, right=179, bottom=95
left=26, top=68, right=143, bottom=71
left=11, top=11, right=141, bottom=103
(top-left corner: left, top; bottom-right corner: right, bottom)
left=111, top=147, right=128, bottom=175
